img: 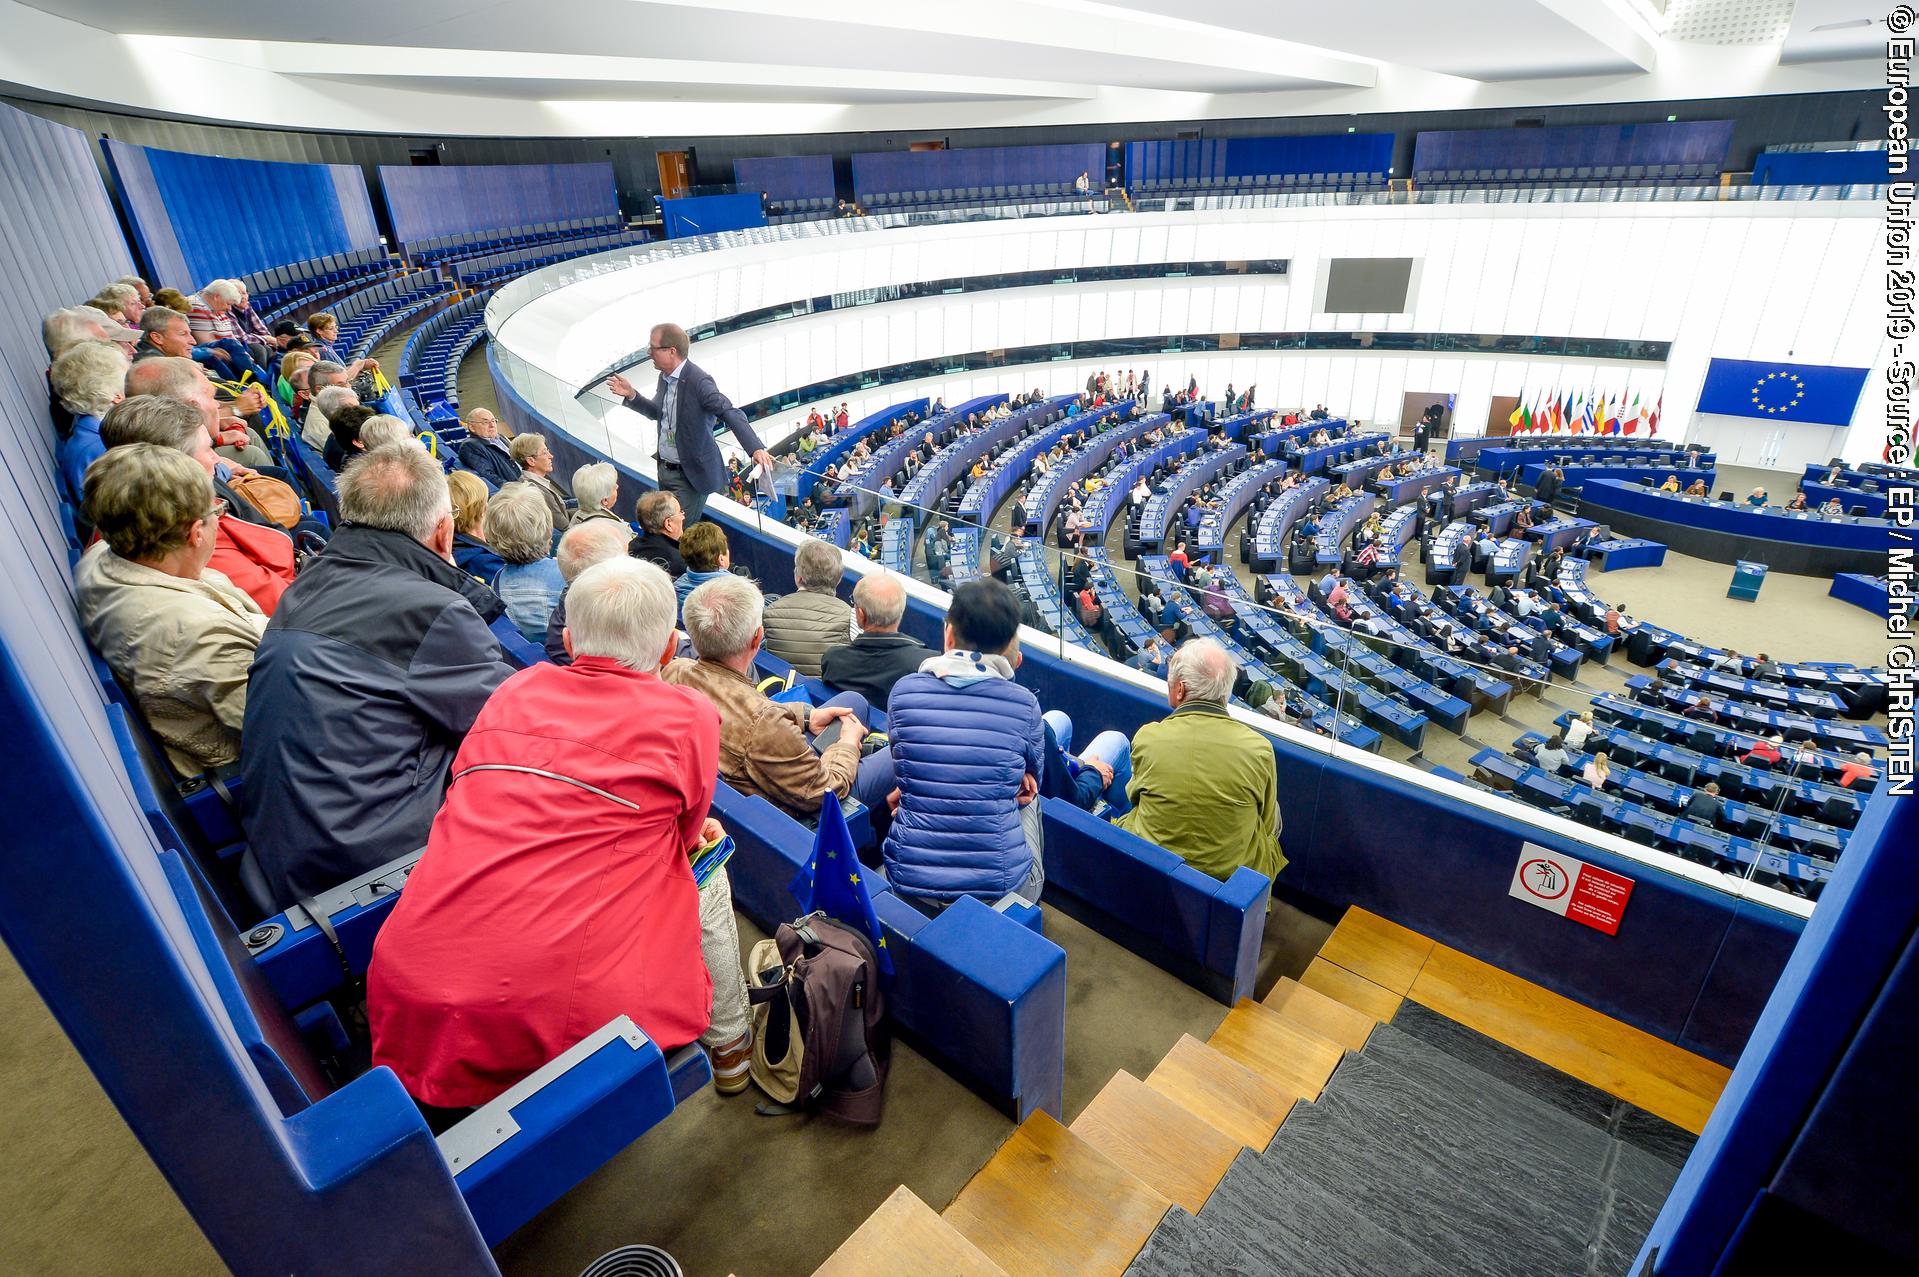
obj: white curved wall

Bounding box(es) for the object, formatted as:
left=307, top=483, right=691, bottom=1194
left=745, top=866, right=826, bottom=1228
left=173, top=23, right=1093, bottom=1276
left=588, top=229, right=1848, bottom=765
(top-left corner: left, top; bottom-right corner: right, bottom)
left=497, top=202, right=1890, bottom=470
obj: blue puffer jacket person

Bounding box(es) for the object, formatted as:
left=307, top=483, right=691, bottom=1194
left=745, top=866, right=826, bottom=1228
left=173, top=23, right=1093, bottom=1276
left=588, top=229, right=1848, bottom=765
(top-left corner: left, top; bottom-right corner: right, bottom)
left=882, top=579, right=1046, bottom=906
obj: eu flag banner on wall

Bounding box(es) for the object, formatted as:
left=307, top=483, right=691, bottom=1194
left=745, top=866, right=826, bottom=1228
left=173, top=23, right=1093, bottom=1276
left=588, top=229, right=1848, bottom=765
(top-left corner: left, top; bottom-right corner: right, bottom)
left=1695, top=358, right=1870, bottom=427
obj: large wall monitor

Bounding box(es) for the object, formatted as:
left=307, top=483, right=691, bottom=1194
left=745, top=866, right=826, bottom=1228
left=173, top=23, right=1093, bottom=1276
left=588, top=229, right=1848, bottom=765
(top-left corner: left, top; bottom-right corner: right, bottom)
left=1321, top=256, right=1416, bottom=313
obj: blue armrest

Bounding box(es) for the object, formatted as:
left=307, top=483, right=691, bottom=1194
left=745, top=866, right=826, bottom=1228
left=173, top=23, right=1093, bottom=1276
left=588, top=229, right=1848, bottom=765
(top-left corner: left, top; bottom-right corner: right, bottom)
left=441, top=1015, right=686, bottom=1246
left=1040, top=798, right=1271, bottom=1004
left=893, top=894, right=1065, bottom=1120
left=247, top=850, right=423, bottom=1010
left=713, top=782, right=1065, bottom=1119
left=488, top=616, right=550, bottom=668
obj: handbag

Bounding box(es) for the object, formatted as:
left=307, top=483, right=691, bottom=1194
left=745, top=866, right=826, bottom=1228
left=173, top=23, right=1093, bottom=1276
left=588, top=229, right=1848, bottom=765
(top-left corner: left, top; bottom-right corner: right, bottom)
left=225, top=471, right=304, bottom=530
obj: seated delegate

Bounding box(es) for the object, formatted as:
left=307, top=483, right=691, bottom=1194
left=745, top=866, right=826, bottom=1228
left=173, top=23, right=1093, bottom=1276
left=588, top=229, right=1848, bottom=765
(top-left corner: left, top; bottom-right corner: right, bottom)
left=663, top=573, right=896, bottom=819
left=368, top=558, right=755, bottom=1114
left=74, top=443, right=267, bottom=776
left=1112, top=638, right=1286, bottom=884
left=762, top=538, right=855, bottom=676
left=820, top=573, right=928, bottom=708
left=487, top=482, right=568, bottom=643
left=241, top=445, right=514, bottom=911
left=883, top=578, right=1046, bottom=908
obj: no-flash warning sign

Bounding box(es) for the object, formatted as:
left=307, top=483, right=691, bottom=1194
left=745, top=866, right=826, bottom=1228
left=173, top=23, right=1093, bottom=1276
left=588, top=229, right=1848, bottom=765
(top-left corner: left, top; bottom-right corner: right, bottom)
left=1508, top=842, right=1635, bottom=936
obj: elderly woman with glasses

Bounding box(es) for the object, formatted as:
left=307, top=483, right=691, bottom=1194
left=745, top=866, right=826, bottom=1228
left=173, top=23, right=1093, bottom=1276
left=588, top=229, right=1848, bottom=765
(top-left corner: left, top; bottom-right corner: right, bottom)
left=73, top=443, right=267, bottom=776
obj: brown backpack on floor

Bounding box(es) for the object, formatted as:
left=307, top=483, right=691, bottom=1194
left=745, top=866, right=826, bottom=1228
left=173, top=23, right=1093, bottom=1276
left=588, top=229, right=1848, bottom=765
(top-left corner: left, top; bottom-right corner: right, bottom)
left=747, top=912, right=890, bottom=1124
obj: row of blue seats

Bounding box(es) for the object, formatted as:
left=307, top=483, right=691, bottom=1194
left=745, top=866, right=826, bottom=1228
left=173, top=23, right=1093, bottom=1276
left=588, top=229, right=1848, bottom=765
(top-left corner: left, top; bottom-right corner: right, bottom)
left=765, top=195, right=837, bottom=214
left=404, top=216, right=624, bottom=265
left=1416, top=162, right=1719, bottom=185
left=452, top=229, right=653, bottom=287
left=331, top=275, right=458, bottom=362
left=1132, top=172, right=1386, bottom=193
left=244, top=246, right=394, bottom=318
left=398, top=290, right=492, bottom=421
left=860, top=183, right=1086, bottom=209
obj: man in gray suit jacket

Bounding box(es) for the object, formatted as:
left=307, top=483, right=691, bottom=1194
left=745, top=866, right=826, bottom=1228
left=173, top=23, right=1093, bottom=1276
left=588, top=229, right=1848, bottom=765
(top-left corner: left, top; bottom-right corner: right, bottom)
left=606, top=322, right=774, bottom=524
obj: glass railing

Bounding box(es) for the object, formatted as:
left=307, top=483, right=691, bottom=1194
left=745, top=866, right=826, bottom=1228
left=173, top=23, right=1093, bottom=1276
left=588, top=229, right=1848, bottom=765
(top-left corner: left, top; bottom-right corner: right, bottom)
left=484, top=197, right=1860, bottom=927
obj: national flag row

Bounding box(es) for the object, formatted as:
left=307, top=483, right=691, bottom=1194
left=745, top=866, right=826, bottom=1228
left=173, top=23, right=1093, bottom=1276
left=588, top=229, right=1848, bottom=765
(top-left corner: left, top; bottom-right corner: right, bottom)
left=1507, top=386, right=1663, bottom=436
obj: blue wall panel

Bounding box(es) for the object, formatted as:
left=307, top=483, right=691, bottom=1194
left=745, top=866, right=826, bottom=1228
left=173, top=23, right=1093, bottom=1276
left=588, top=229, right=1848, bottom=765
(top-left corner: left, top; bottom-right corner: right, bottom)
left=1411, top=121, right=1735, bottom=175
left=378, top=162, right=619, bottom=243
left=852, top=143, right=1104, bottom=198
left=658, top=193, right=767, bottom=239
left=1752, top=149, right=1891, bottom=186
left=734, top=153, right=835, bottom=202
left=103, top=140, right=377, bottom=286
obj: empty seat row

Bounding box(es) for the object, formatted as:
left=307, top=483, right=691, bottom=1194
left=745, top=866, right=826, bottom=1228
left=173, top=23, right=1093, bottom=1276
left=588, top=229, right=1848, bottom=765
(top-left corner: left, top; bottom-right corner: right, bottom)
left=247, top=248, right=399, bottom=324
left=1132, top=172, right=1386, bottom=192
left=329, top=275, right=459, bottom=361
left=398, top=291, right=493, bottom=428
left=1416, top=163, right=1718, bottom=186
left=766, top=195, right=836, bottom=213
left=859, top=182, right=1083, bottom=210
left=404, top=216, right=624, bottom=265
left=451, top=229, right=652, bottom=288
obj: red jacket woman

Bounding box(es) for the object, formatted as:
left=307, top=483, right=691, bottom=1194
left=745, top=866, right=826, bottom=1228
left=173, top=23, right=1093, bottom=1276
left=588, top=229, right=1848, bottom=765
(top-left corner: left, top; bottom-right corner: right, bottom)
left=367, top=655, right=721, bottom=1108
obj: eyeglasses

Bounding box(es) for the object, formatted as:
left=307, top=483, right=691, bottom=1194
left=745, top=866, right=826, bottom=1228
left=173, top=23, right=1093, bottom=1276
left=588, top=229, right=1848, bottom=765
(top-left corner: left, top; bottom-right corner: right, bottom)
left=203, top=498, right=228, bottom=523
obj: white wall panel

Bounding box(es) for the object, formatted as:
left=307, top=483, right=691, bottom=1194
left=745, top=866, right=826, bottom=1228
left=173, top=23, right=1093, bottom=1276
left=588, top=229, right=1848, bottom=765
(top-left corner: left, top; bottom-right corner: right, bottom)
left=496, top=202, right=1886, bottom=462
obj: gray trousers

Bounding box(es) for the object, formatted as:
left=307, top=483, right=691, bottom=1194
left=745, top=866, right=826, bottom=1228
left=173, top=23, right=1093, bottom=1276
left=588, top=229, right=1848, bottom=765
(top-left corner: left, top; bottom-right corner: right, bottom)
left=659, top=462, right=710, bottom=525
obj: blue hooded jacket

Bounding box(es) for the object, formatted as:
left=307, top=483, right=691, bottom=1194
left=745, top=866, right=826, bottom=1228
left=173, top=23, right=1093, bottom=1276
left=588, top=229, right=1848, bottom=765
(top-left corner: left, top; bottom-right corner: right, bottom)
left=882, top=659, right=1044, bottom=903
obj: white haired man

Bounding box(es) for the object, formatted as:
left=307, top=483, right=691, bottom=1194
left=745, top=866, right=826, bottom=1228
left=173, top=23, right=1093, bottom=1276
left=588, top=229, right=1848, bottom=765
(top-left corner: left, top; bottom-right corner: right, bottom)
left=544, top=518, right=635, bottom=663
left=125, top=353, right=274, bottom=468
left=1114, top=638, right=1286, bottom=883
left=820, top=573, right=927, bottom=708
left=663, top=573, right=895, bottom=820
left=455, top=408, right=519, bottom=489
left=369, top=557, right=757, bottom=1113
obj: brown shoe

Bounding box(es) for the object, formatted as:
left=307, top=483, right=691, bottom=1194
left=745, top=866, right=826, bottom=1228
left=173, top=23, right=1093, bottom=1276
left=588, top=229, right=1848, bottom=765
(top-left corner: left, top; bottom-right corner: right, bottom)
left=708, top=1030, right=753, bottom=1095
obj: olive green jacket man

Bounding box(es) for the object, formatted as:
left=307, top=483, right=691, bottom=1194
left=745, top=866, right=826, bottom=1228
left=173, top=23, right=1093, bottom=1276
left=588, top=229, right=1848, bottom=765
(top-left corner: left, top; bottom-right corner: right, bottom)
left=1117, top=700, right=1286, bottom=883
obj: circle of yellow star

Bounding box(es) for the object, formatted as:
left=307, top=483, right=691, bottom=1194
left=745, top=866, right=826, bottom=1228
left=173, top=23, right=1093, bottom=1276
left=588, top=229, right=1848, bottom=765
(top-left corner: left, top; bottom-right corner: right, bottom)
left=1749, top=371, right=1806, bottom=415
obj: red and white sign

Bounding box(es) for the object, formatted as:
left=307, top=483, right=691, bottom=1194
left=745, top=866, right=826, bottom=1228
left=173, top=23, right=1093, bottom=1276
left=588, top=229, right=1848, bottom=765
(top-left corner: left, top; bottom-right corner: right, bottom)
left=1508, top=843, right=1635, bottom=936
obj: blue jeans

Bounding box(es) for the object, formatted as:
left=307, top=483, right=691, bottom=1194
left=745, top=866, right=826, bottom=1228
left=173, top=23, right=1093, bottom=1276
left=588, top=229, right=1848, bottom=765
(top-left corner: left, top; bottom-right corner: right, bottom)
left=810, top=690, right=896, bottom=812
left=1042, top=711, right=1134, bottom=813
left=195, top=338, right=272, bottom=388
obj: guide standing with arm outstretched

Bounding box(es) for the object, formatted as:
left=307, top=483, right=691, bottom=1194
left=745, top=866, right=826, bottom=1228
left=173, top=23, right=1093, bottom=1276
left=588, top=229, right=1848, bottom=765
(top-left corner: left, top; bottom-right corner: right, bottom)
left=606, top=322, right=775, bottom=525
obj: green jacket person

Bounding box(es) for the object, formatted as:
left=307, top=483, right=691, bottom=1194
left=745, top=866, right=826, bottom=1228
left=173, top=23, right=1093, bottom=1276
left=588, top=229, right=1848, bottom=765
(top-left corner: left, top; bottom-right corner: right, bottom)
left=1117, top=638, right=1286, bottom=883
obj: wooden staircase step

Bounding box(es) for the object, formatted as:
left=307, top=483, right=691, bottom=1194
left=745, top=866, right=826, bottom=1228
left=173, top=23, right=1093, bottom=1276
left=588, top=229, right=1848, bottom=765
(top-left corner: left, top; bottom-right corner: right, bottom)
left=1299, top=957, right=1404, bottom=1023
left=1069, top=1071, right=1241, bottom=1214
left=813, top=1185, right=1008, bottom=1277
left=1315, top=906, right=1435, bottom=994
left=1206, top=1000, right=1346, bottom=1102
left=1145, top=1034, right=1296, bottom=1152
left=943, top=1110, right=1170, bottom=1277
left=1406, top=943, right=1731, bottom=1135
left=1262, top=976, right=1378, bottom=1052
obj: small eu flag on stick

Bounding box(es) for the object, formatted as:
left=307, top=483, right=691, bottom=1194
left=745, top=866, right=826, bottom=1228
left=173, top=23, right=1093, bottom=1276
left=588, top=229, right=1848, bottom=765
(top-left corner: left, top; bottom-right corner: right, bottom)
left=789, top=790, right=894, bottom=977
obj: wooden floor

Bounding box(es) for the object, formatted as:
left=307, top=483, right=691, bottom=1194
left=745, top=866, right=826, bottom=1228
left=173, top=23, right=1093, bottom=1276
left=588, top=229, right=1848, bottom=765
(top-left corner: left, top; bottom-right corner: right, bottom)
left=1316, top=908, right=1731, bottom=1133
left=810, top=904, right=1732, bottom=1275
